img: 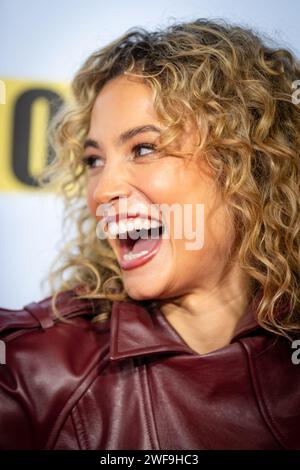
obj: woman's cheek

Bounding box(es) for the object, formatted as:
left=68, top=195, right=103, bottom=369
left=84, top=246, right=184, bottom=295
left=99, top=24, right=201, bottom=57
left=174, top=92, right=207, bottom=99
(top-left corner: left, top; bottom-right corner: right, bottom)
left=140, top=164, right=178, bottom=201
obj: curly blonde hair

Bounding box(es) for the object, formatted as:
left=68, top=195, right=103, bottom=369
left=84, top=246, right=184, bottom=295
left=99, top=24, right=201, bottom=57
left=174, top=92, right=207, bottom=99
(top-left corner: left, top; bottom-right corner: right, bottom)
left=38, top=18, right=300, bottom=338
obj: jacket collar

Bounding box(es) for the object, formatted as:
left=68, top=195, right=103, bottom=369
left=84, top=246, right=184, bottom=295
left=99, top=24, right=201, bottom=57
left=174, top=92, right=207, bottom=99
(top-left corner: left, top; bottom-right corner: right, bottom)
left=109, top=289, right=268, bottom=362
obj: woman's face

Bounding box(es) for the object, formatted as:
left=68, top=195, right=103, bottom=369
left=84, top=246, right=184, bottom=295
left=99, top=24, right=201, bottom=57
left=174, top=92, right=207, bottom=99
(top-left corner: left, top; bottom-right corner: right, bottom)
left=84, top=74, right=236, bottom=300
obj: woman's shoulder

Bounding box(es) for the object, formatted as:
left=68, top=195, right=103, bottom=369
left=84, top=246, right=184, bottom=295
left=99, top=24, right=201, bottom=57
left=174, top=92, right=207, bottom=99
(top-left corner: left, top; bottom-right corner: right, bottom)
left=0, top=289, right=111, bottom=394
left=0, top=290, right=111, bottom=449
left=0, top=289, right=107, bottom=339
left=0, top=288, right=111, bottom=374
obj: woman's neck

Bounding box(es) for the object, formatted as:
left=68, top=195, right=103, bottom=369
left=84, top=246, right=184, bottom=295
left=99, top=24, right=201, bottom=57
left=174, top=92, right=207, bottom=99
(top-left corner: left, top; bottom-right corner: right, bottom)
left=158, top=265, right=252, bottom=355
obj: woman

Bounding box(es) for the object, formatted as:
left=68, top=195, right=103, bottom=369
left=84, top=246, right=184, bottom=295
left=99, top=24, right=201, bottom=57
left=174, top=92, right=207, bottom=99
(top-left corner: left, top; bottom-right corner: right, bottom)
left=0, top=18, right=299, bottom=450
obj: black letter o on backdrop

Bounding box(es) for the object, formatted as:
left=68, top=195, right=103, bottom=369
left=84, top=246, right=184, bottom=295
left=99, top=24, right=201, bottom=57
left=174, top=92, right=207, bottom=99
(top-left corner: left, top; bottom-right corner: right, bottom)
left=12, top=89, right=64, bottom=187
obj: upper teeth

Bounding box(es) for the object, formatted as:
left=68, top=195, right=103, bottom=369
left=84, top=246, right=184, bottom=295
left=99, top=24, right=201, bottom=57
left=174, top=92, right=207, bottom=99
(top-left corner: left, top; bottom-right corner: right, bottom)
left=107, top=218, right=161, bottom=237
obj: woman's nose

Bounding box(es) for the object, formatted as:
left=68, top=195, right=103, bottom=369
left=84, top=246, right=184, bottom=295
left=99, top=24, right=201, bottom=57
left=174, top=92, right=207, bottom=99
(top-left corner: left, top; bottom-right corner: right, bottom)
left=92, top=162, right=131, bottom=206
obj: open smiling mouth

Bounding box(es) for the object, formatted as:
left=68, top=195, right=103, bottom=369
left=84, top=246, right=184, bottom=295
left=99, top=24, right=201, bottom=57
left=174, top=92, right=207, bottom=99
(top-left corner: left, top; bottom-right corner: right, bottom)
left=106, top=218, right=166, bottom=270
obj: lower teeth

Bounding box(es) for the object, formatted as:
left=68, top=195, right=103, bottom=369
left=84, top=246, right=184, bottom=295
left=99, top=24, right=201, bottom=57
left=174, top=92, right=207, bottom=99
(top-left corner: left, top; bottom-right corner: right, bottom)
left=123, top=250, right=149, bottom=261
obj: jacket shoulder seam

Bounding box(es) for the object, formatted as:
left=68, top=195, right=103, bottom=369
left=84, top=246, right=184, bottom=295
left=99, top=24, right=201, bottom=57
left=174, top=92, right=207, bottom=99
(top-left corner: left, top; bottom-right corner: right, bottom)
left=0, top=292, right=101, bottom=342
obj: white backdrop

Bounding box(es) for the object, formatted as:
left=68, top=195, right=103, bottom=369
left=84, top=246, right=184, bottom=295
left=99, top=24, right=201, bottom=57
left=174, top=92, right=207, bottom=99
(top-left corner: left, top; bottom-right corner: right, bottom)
left=1, top=0, right=300, bottom=308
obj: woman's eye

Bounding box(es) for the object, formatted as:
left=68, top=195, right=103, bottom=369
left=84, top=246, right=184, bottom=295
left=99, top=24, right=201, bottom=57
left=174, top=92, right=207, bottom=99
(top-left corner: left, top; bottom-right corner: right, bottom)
left=133, top=143, right=156, bottom=158
left=82, top=144, right=156, bottom=169
left=82, top=156, right=103, bottom=169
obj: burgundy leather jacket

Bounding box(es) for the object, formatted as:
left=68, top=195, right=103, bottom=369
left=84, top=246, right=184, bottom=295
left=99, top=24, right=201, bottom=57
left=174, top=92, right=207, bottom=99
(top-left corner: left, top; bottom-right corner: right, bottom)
left=0, top=289, right=299, bottom=450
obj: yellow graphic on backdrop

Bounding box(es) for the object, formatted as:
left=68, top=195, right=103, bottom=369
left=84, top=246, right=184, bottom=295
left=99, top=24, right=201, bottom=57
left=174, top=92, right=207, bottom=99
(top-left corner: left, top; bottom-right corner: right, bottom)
left=0, top=78, right=70, bottom=191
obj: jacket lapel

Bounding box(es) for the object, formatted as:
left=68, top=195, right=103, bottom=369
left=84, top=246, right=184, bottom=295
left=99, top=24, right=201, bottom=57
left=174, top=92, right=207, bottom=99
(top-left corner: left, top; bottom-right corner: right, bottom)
left=109, top=300, right=193, bottom=361
left=109, top=291, right=266, bottom=361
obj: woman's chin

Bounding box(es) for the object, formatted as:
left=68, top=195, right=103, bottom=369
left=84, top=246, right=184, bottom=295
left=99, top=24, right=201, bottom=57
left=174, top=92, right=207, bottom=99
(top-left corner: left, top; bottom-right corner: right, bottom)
left=123, top=256, right=172, bottom=301
left=123, top=272, right=169, bottom=301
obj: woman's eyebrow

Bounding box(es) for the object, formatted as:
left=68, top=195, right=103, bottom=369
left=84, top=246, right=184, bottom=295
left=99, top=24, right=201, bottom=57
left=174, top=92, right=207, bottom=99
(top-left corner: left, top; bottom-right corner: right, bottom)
left=83, top=124, right=161, bottom=150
